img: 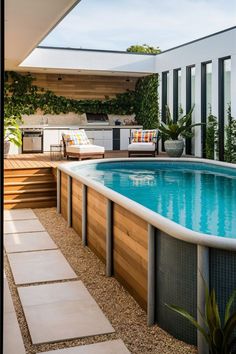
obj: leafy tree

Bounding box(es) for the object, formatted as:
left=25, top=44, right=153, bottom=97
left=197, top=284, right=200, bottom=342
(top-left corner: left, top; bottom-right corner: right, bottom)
left=126, top=44, right=161, bottom=54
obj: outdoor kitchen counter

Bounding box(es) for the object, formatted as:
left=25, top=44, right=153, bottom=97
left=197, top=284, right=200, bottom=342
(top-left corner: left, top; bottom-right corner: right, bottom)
left=20, top=125, right=143, bottom=129
left=19, top=125, right=143, bottom=152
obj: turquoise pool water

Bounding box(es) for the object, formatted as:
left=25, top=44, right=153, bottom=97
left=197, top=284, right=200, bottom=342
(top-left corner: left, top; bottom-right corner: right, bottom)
left=71, top=161, right=236, bottom=238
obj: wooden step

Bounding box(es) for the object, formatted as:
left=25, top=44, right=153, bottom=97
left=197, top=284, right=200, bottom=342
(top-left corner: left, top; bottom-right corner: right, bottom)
left=4, top=173, right=54, bottom=183
left=4, top=181, right=56, bottom=193
left=4, top=167, right=53, bottom=176
left=4, top=188, right=56, bottom=200
left=4, top=181, right=56, bottom=191
left=4, top=196, right=57, bottom=209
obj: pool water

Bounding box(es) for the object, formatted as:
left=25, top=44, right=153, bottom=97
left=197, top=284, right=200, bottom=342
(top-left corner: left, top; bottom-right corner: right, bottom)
left=71, top=161, right=236, bottom=238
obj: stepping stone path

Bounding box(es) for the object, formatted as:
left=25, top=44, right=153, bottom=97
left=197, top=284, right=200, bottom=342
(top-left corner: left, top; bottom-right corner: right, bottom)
left=4, top=209, right=130, bottom=353
left=4, top=219, right=45, bottom=234
left=18, top=281, right=115, bottom=344
left=4, top=208, right=37, bottom=221
left=8, top=249, right=77, bottom=285
left=4, top=231, right=57, bottom=253
left=40, top=339, right=130, bottom=354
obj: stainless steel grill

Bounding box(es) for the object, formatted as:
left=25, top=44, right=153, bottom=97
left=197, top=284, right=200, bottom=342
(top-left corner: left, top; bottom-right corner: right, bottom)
left=22, top=128, right=43, bottom=153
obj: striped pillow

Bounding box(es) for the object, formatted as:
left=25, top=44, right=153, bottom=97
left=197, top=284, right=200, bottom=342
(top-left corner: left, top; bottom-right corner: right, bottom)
left=131, top=129, right=158, bottom=143
left=62, top=130, right=90, bottom=145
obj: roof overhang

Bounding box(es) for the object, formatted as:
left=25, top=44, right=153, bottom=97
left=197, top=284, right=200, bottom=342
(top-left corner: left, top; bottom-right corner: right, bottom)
left=18, top=47, right=156, bottom=76
left=5, top=0, right=81, bottom=70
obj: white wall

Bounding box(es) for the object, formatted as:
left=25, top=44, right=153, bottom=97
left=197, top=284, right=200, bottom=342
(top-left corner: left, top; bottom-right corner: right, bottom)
left=155, top=27, right=236, bottom=157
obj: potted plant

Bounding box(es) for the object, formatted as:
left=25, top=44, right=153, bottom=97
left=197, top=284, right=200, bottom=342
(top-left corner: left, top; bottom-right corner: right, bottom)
left=4, top=115, right=22, bottom=158
left=158, top=105, right=201, bottom=157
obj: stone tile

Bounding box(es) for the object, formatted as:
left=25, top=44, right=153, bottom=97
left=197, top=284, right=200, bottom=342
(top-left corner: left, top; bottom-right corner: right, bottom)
left=18, top=281, right=114, bottom=344
left=4, top=274, right=15, bottom=314
left=39, top=340, right=130, bottom=354
left=8, top=250, right=77, bottom=285
left=4, top=312, right=26, bottom=354
left=4, top=231, right=57, bottom=253
left=4, top=209, right=37, bottom=221
left=4, top=219, right=45, bottom=234
left=4, top=273, right=26, bottom=354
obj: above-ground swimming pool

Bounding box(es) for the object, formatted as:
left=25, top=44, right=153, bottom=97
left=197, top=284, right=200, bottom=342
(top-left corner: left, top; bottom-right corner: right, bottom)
left=58, top=158, right=236, bottom=351
left=70, top=160, right=236, bottom=239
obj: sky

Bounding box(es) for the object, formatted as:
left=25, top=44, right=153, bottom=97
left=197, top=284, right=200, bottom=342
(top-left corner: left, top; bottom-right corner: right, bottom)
left=40, top=0, right=236, bottom=51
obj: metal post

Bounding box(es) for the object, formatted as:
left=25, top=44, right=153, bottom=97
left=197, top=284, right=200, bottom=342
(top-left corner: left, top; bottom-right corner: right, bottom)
left=67, top=176, right=72, bottom=227
left=82, top=184, right=87, bottom=247
left=106, top=200, right=113, bottom=277
left=57, top=169, right=61, bottom=214
left=197, top=245, right=209, bottom=354
left=147, top=224, right=156, bottom=326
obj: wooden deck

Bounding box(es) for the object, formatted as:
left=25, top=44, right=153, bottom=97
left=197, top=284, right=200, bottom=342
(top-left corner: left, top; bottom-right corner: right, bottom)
left=3, top=151, right=165, bottom=209
left=4, top=151, right=130, bottom=170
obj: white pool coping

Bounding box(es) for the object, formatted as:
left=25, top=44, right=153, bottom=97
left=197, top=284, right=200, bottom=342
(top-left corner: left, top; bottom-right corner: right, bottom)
left=58, top=157, right=236, bottom=251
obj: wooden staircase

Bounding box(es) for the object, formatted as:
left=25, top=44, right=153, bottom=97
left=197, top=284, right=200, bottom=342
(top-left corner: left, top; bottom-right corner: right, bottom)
left=4, top=167, right=57, bottom=209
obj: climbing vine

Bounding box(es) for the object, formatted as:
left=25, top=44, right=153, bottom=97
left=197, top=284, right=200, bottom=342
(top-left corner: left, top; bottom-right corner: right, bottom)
left=4, top=71, right=159, bottom=128
left=135, top=74, right=159, bottom=129
left=4, top=71, right=136, bottom=117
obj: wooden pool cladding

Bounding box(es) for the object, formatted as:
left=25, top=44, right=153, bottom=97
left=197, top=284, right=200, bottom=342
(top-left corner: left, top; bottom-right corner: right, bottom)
left=59, top=171, right=148, bottom=310
left=58, top=162, right=236, bottom=352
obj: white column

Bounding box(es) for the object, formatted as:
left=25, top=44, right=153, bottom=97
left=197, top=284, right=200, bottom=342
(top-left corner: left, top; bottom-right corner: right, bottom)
left=211, top=59, right=218, bottom=117
left=194, top=63, right=201, bottom=157
left=168, top=70, right=174, bottom=117
left=158, top=73, right=162, bottom=120
left=181, top=67, right=186, bottom=114
left=231, top=54, right=236, bottom=118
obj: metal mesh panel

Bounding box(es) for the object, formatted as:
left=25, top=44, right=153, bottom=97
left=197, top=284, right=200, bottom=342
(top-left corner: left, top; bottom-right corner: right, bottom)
left=210, top=248, right=236, bottom=349
left=156, top=231, right=197, bottom=345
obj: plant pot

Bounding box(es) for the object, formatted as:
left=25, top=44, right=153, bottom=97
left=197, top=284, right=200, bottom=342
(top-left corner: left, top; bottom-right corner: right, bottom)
left=4, top=141, right=10, bottom=158
left=164, top=140, right=184, bottom=157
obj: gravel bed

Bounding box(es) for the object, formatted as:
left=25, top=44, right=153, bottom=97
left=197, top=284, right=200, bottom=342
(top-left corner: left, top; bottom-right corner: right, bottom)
left=4, top=207, right=197, bottom=354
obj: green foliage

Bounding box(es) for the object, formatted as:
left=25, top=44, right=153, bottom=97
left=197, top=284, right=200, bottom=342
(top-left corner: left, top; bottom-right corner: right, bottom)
left=4, top=114, right=22, bottom=147
left=167, top=287, right=236, bottom=354
left=4, top=71, right=159, bottom=130
left=205, top=113, right=218, bottom=160
left=135, top=74, right=159, bottom=129
left=4, top=71, right=136, bottom=117
left=224, top=105, right=236, bottom=163
left=158, top=105, right=201, bottom=140
left=126, top=44, right=161, bottom=54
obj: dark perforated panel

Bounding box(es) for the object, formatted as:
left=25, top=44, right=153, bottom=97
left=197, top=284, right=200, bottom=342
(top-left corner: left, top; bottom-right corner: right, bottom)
left=155, top=232, right=197, bottom=345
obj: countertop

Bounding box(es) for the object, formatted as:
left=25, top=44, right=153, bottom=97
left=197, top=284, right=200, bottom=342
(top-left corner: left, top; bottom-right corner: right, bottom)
left=20, top=125, right=142, bottom=130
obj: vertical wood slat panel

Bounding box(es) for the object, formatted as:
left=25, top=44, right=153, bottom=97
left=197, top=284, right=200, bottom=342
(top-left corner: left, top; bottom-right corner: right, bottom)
left=113, top=204, right=148, bottom=310
left=87, top=188, right=107, bottom=263
left=72, top=179, right=83, bottom=237
left=61, top=172, right=68, bottom=221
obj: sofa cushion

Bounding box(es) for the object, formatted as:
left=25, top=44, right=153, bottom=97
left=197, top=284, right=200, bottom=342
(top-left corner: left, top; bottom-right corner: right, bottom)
left=62, top=130, right=90, bottom=145
left=128, top=142, right=155, bottom=151
left=131, top=129, right=158, bottom=143
left=66, top=144, right=105, bottom=154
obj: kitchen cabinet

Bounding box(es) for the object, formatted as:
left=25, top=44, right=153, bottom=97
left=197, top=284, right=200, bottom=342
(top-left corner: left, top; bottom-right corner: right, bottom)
left=85, top=129, right=113, bottom=151
left=39, top=126, right=141, bottom=152
left=120, top=129, right=131, bottom=150
left=43, top=130, right=60, bottom=151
